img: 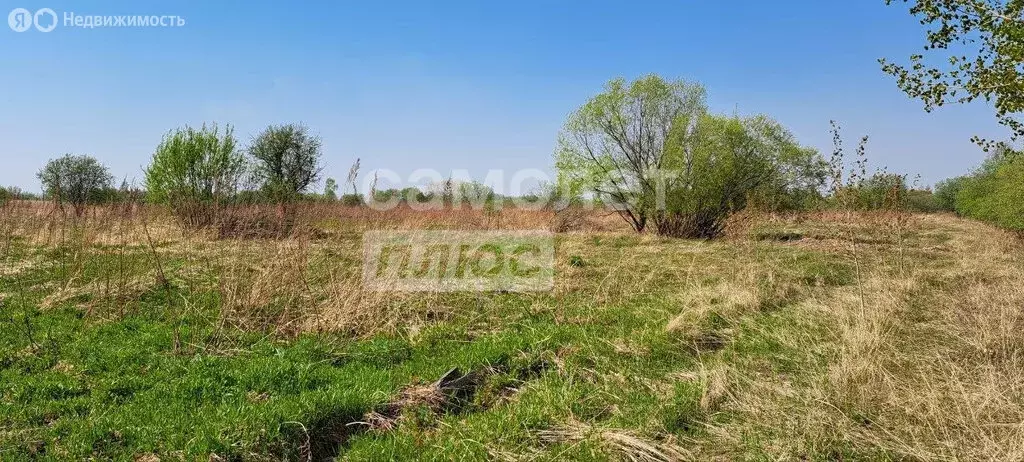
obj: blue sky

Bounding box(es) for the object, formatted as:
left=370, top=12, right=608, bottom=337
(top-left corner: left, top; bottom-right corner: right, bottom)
left=0, top=0, right=1004, bottom=192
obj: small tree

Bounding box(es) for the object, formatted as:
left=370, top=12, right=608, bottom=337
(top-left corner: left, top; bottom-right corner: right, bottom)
left=37, top=154, right=113, bottom=216
left=145, top=124, right=245, bottom=229
left=0, top=186, right=18, bottom=206
left=323, top=178, right=338, bottom=202
left=249, top=124, right=323, bottom=203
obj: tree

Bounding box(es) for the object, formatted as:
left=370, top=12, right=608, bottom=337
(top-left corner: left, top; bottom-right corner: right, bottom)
left=323, top=178, right=338, bottom=201
left=556, top=75, right=707, bottom=232
left=37, top=154, right=113, bottom=216
left=881, top=0, right=1024, bottom=148
left=657, top=114, right=824, bottom=237
left=145, top=124, right=245, bottom=229
left=249, top=124, right=323, bottom=202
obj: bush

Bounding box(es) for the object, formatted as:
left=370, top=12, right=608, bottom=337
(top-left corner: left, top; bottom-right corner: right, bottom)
left=145, top=124, right=246, bottom=229
left=0, top=186, right=12, bottom=206
left=657, top=115, right=825, bottom=238
left=37, top=154, right=114, bottom=216
left=556, top=75, right=825, bottom=238
left=954, top=152, right=1024, bottom=232
left=340, top=193, right=364, bottom=206
left=855, top=172, right=908, bottom=211
left=934, top=176, right=968, bottom=212
left=906, top=189, right=944, bottom=213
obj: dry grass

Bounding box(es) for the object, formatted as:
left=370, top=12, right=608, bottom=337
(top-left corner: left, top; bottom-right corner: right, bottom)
left=538, top=421, right=693, bottom=462
left=700, top=213, right=1024, bottom=460
left=5, top=199, right=1024, bottom=460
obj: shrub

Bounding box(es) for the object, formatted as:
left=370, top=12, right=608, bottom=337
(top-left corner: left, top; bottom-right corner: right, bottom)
left=323, top=178, right=338, bottom=202
left=656, top=115, right=825, bottom=238
left=340, top=193, right=364, bottom=206
left=855, top=172, right=908, bottom=211
left=556, top=75, right=707, bottom=233
left=145, top=124, right=245, bottom=229
left=955, top=152, right=1024, bottom=232
left=37, top=154, right=114, bottom=216
left=906, top=189, right=944, bottom=213
left=934, top=176, right=968, bottom=212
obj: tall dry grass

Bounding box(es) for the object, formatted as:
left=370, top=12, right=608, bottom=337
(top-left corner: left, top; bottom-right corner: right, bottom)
left=1, top=200, right=620, bottom=339
left=701, top=213, right=1024, bottom=461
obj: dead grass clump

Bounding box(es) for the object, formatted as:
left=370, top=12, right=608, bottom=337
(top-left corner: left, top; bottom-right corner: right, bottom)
left=549, top=207, right=588, bottom=233
left=666, top=282, right=759, bottom=339
left=218, top=239, right=314, bottom=335
left=538, top=421, right=692, bottom=462
left=670, top=364, right=734, bottom=415
left=306, top=271, right=424, bottom=337
left=358, top=368, right=485, bottom=432
left=665, top=266, right=801, bottom=342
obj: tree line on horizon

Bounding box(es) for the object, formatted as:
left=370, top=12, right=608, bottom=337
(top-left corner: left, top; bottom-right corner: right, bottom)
left=0, top=74, right=983, bottom=239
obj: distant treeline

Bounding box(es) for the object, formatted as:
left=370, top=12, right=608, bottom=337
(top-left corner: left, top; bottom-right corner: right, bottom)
left=8, top=76, right=1021, bottom=239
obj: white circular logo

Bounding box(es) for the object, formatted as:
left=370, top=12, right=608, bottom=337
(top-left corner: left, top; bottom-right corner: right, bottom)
left=8, top=8, right=32, bottom=32
left=33, top=8, right=56, bottom=32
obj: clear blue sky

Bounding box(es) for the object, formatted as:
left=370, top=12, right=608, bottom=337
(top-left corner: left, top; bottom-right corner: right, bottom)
left=0, top=0, right=1004, bottom=192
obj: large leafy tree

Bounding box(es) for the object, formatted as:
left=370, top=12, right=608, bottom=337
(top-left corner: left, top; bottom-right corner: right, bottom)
left=37, top=154, right=113, bottom=216
left=249, top=124, right=323, bottom=202
left=556, top=75, right=707, bottom=232
left=145, top=124, right=245, bottom=228
left=556, top=75, right=823, bottom=237
left=881, top=0, right=1024, bottom=148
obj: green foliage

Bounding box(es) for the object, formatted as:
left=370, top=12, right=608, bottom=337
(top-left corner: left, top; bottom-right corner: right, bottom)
left=36, top=154, right=114, bottom=216
left=825, top=123, right=919, bottom=213
left=249, top=124, right=323, bottom=202
left=0, top=186, right=16, bottom=205
left=323, top=178, right=339, bottom=202
left=340, top=193, right=364, bottom=206
left=667, top=115, right=826, bottom=237
left=145, top=124, right=245, bottom=228
left=556, top=74, right=707, bottom=233
left=557, top=76, right=825, bottom=238
left=881, top=0, right=1024, bottom=147
left=954, top=151, right=1024, bottom=231
left=906, top=189, right=944, bottom=212
left=934, top=176, right=968, bottom=212
left=457, top=181, right=496, bottom=207
left=729, top=118, right=829, bottom=214
left=831, top=173, right=911, bottom=212
left=858, top=172, right=909, bottom=211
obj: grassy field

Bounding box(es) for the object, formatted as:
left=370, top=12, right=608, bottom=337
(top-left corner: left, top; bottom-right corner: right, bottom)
left=2, top=204, right=1023, bottom=461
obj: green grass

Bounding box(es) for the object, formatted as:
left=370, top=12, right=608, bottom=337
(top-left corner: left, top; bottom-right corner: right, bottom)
left=1, top=214, right=1009, bottom=460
